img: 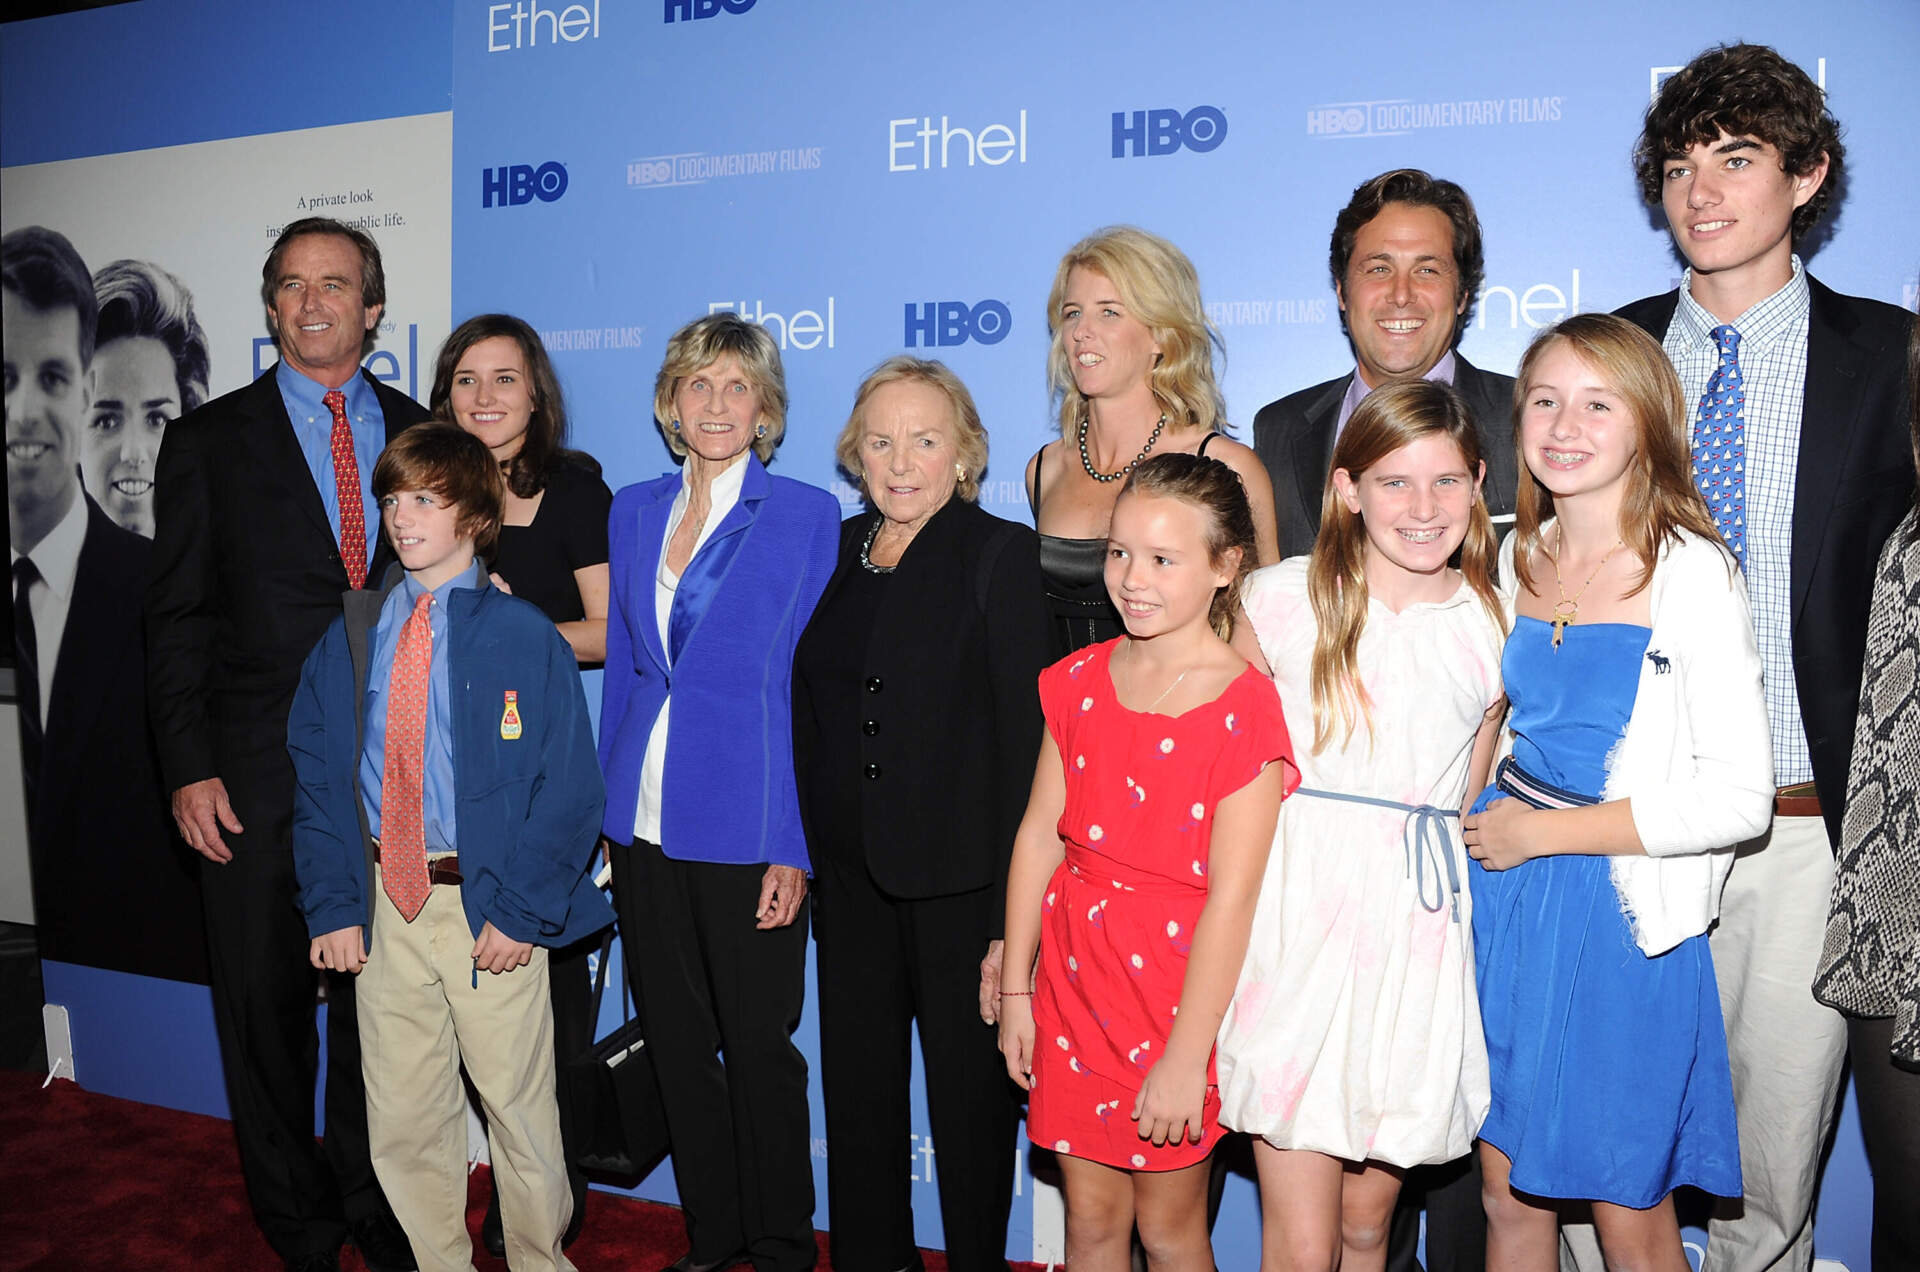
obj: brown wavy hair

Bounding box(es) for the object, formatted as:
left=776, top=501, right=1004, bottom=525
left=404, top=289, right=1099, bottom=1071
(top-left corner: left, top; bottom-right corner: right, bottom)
left=1329, top=169, right=1486, bottom=340
left=1511, top=315, right=1723, bottom=596
left=1045, top=226, right=1227, bottom=440
left=1117, top=452, right=1256, bottom=640
left=429, top=313, right=578, bottom=499
left=1306, top=380, right=1504, bottom=753
left=1635, top=43, right=1842, bottom=242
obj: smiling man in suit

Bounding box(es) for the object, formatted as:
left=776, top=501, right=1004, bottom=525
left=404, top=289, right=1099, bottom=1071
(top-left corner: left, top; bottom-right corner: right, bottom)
left=4, top=225, right=203, bottom=984
left=146, top=216, right=429, bottom=1272
left=1601, top=44, right=1913, bottom=1272
left=1253, top=169, right=1518, bottom=562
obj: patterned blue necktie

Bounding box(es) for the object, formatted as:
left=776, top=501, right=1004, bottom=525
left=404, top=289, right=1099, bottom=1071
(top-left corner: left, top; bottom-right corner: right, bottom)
left=1691, top=324, right=1747, bottom=569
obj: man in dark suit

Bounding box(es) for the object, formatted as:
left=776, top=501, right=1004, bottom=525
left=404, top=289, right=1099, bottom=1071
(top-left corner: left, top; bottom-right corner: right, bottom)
left=1589, top=45, right=1913, bottom=1272
left=1254, top=169, right=1519, bottom=561
left=4, top=225, right=203, bottom=983
left=1247, top=171, right=1513, bottom=1272
left=146, top=217, right=428, bottom=1272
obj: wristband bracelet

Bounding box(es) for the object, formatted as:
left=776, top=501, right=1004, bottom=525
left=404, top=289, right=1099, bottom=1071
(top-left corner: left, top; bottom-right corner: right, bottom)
left=997, top=990, right=1033, bottom=997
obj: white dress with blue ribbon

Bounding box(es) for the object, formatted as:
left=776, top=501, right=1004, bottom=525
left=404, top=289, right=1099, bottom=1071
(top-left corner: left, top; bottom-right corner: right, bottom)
left=1216, top=558, right=1502, bottom=1166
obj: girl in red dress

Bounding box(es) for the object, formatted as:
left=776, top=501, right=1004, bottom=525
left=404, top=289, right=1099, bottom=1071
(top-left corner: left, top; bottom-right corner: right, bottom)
left=1000, top=453, right=1295, bottom=1270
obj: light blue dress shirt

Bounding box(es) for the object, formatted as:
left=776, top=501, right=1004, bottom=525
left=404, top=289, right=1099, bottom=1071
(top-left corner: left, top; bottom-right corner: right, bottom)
left=360, top=560, right=484, bottom=856
left=276, top=359, right=385, bottom=577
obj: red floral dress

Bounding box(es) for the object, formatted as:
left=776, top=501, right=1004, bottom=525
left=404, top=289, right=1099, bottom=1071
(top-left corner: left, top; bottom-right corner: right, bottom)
left=1027, top=639, right=1294, bottom=1169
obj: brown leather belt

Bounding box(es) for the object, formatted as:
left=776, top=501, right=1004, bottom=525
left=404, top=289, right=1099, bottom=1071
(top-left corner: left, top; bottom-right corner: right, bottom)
left=371, top=839, right=464, bottom=885
left=1775, top=783, right=1822, bottom=819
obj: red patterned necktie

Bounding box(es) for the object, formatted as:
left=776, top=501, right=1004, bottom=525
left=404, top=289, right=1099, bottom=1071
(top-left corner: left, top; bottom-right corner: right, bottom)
left=381, top=592, right=434, bottom=922
left=323, top=389, right=368, bottom=589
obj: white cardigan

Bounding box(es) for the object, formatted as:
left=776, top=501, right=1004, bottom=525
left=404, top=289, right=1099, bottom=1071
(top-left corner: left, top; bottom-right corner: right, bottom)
left=1495, top=524, right=1774, bottom=955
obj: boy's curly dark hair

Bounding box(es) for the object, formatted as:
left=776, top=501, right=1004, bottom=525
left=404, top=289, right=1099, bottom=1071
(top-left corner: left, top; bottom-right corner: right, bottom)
left=1635, top=43, right=1842, bottom=241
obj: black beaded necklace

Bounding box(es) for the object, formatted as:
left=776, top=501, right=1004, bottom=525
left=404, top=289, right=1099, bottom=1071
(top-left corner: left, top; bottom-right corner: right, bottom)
left=1078, top=412, right=1168, bottom=483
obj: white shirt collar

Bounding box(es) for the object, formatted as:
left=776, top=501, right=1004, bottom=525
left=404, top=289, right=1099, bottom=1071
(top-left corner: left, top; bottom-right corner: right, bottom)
left=12, top=487, right=89, bottom=603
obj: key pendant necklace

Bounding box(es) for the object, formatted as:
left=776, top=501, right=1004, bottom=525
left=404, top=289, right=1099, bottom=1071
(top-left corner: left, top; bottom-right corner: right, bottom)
left=1549, top=525, right=1624, bottom=650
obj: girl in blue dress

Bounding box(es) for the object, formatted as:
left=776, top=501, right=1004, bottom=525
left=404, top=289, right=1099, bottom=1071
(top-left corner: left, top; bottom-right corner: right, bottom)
left=1461, top=314, right=1774, bottom=1271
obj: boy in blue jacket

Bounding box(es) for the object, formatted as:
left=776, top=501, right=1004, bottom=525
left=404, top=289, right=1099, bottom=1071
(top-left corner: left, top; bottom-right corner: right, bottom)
left=289, top=422, right=611, bottom=1272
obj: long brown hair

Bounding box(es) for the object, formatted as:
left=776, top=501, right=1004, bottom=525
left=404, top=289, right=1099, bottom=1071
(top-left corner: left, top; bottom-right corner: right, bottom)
left=1118, top=453, right=1256, bottom=640
left=1306, top=380, right=1505, bottom=753
left=429, top=313, right=575, bottom=499
left=1511, top=314, right=1723, bottom=595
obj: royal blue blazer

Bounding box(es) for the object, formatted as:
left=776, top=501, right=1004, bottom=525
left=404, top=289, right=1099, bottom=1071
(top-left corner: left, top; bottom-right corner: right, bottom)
left=599, top=453, right=841, bottom=868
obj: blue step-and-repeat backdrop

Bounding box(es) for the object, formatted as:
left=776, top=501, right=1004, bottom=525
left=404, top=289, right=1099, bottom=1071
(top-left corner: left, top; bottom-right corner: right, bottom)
left=6, top=0, right=1917, bottom=1265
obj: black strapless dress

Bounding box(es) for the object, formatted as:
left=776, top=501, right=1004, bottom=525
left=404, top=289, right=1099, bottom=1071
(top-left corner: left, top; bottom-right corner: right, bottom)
left=1028, top=433, right=1220, bottom=659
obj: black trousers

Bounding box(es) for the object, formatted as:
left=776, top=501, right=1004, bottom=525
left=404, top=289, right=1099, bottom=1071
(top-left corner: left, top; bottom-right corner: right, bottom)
left=814, top=853, right=1016, bottom=1272
left=1848, top=1013, right=1920, bottom=1272
left=197, top=780, right=384, bottom=1262
left=612, top=838, right=816, bottom=1272
left=1384, top=1153, right=1484, bottom=1272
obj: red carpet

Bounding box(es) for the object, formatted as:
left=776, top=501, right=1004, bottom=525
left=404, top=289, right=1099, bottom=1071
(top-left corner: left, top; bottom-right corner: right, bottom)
left=0, top=1070, right=1037, bottom=1271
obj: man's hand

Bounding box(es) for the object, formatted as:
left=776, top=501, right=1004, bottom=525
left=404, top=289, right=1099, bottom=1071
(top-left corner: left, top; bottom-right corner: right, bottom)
left=310, top=927, right=367, bottom=973
left=756, top=865, right=808, bottom=930
left=472, top=921, right=535, bottom=974
left=172, top=777, right=244, bottom=863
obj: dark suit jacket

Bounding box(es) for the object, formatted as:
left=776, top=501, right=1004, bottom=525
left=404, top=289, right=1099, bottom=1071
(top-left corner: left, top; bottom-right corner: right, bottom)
left=146, top=367, right=428, bottom=841
left=1619, top=277, right=1916, bottom=844
left=30, top=493, right=204, bottom=981
left=793, top=496, right=1051, bottom=931
left=1252, top=355, right=1520, bottom=560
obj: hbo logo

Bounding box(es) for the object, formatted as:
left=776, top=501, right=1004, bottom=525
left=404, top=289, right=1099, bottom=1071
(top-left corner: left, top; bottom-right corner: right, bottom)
left=1305, top=106, right=1372, bottom=136
left=664, top=0, right=753, bottom=20
left=904, top=300, right=1011, bottom=348
left=1111, top=106, right=1228, bottom=158
left=482, top=162, right=568, bottom=208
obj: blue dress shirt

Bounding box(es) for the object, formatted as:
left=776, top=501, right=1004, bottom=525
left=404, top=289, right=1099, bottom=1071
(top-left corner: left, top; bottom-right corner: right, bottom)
left=276, top=359, right=386, bottom=578
left=360, top=560, right=484, bottom=856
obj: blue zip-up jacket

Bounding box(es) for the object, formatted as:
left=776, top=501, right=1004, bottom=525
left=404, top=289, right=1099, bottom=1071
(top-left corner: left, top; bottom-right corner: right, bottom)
left=289, top=566, right=613, bottom=946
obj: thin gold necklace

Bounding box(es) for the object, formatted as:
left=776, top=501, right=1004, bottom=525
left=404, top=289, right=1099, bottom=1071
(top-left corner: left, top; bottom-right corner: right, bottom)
left=1549, top=525, right=1623, bottom=650
left=1123, top=641, right=1192, bottom=713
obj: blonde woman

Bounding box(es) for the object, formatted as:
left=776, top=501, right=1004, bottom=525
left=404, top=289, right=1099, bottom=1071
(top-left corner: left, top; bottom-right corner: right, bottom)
left=1024, top=226, right=1279, bottom=657
left=1217, top=381, right=1506, bottom=1272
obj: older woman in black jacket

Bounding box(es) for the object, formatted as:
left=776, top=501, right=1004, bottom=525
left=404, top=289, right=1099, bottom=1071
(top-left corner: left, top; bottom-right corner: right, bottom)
left=794, top=357, right=1051, bottom=1272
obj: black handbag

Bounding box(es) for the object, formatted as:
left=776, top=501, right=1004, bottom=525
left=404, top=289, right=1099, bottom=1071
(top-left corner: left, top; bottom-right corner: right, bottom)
left=564, top=931, right=670, bottom=1176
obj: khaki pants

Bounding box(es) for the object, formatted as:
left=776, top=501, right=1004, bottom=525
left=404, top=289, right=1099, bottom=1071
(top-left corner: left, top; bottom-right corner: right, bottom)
left=358, top=867, right=576, bottom=1272
left=1561, top=813, right=1847, bottom=1272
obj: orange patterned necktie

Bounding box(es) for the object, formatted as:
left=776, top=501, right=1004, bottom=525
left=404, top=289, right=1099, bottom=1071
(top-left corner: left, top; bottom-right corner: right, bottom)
left=381, top=592, right=434, bottom=922
left=323, top=389, right=368, bottom=589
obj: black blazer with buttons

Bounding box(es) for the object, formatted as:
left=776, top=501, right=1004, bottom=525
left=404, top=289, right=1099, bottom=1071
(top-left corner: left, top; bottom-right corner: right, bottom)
left=146, top=367, right=427, bottom=818
left=793, top=495, right=1051, bottom=930
left=1619, top=277, right=1916, bottom=844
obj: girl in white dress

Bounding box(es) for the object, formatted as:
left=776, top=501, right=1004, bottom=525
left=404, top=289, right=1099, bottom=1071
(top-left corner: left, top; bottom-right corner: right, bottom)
left=1216, top=381, right=1506, bottom=1272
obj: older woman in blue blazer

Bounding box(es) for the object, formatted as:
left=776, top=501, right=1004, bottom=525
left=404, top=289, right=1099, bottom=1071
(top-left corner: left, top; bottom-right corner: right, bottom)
left=599, top=313, right=839, bottom=1272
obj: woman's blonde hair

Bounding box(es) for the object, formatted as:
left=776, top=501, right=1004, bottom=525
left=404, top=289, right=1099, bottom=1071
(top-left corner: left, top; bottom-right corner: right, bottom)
left=1118, top=453, right=1256, bottom=641
left=1510, top=314, right=1723, bottom=595
left=652, top=313, right=788, bottom=464
left=1306, top=380, right=1505, bottom=753
left=1045, top=226, right=1226, bottom=440
left=833, top=356, right=990, bottom=503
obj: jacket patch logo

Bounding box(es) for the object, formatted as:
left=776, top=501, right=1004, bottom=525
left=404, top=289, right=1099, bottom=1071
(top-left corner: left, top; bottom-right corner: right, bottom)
left=501, top=690, right=524, bottom=740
